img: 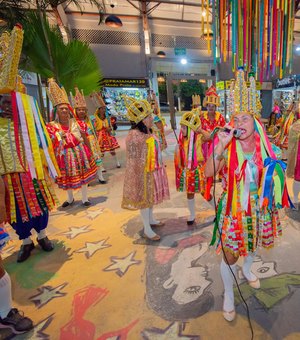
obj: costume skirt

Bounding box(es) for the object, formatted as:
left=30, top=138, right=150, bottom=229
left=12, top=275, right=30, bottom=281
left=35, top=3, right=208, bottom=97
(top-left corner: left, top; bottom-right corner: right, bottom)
left=55, top=143, right=97, bottom=190
left=211, top=191, right=282, bottom=257
left=98, top=129, right=120, bottom=153
left=2, top=172, right=58, bottom=224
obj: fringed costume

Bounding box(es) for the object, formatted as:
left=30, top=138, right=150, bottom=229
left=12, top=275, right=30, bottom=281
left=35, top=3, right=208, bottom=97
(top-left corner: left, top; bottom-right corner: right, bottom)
left=211, top=71, right=290, bottom=257
left=175, top=111, right=204, bottom=194
left=0, top=25, right=59, bottom=262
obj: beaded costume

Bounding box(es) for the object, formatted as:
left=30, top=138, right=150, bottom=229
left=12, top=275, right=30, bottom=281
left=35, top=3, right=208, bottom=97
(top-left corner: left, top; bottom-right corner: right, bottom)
left=211, top=70, right=290, bottom=257
left=174, top=110, right=204, bottom=193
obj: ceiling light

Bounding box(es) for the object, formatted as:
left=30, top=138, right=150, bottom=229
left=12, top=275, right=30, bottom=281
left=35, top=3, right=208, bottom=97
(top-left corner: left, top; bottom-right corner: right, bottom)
left=202, top=10, right=206, bottom=17
left=157, top=51, right=166, bottom=58
left=157, top=76, right=165, bottom=82
left=180, top=58, right=187, bottom=65
left=105, top=15, right=123, bottom=28
left=296, top=46, right=300, bottom=51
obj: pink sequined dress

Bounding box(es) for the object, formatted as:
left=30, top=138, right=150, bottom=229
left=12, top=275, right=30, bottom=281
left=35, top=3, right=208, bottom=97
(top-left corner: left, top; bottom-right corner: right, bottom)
left=122, top=129, right=169, bottom=210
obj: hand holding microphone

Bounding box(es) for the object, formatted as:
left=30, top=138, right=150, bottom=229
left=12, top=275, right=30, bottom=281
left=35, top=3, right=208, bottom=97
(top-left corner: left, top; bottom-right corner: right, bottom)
left=211, top=126, right=242, bottom=139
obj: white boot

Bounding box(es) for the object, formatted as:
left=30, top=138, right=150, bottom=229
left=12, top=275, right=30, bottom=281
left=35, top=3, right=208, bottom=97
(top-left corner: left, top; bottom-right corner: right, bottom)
left=140, top=208, right=160, bottom=241
left=220, top=258, right=237, bottom=321
left=81, top=185, right=91, bottom=206
left=149, top=207, right=164, bottom=227
left=242, top=253, right=260, bottom=289
left=187, top=198, right=195, bottom=225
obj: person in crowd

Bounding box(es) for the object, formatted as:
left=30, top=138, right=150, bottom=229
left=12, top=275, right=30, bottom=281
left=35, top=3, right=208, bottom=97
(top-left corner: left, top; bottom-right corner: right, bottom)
left=122, top=97, right=169, bottom=241
left=71, top=87, right=106, bottom=184
left=197, top=85, right=226, bottom=200
left=174, top=110, right=204, bottom=225
left=0, top=176, right=33, bottom=334
left=273, top=102, right=297, bottom=160
left=204, top=69, right=290, bottom=322
left=90, top=92, right=121, bottom=170
left=148, top=90, right=167, bottom=151
left=267, top=101, right=282, bottom=136
left=46, top=79, right=97, bottom=207
left=287, top=110, right=300, bottom=209
left=0, top=25, right=59, bottom=263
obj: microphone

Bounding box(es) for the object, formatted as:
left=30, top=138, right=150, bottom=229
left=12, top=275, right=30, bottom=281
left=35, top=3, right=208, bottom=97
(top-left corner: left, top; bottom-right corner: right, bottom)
left=211, top=127, right=242, bottom=138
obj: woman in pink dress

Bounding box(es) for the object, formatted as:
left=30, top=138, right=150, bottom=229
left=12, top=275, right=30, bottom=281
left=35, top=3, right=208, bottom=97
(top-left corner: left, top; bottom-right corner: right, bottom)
left=122, top=97, right=169, bottom=241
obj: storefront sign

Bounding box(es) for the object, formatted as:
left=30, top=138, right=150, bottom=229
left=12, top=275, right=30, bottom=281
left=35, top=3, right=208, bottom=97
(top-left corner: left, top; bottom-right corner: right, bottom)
left=174, top=48, right=186, bottom=56
left=275, top=76, right=295, bottom=89
left=101, top=78, right=149, bottom=88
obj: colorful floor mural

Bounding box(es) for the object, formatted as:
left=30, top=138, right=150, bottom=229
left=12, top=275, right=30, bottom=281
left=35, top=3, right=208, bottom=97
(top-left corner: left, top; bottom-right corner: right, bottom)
left=1, top=124, right=300, bottom=340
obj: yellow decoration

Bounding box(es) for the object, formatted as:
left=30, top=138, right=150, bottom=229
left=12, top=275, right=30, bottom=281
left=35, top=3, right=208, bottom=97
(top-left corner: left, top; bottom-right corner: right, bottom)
left=0, top=24, right=23, bottom=94
left=71, top=87, right=87, bottom=109
left=46, top=78, right=70, bottom=107
left=228, top=69, right=261, bottom=119
left=180, top=109, right=201, bottom=132
left=15, top=75, right=27, bottom=94
left=123, top=96, right=151, bottom=124
left=192, top=94, right=201, bottom=108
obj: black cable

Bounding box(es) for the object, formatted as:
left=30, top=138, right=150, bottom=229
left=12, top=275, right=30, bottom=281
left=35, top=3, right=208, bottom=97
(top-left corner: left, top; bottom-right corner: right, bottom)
left=211, top=137, right=254, bottom=340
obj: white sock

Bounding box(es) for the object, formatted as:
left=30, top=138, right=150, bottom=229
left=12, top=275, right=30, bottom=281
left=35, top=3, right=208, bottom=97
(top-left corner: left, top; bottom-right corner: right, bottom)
left=293, top=180, right=300, bottom=203
left=220, top=258, right=236, bottom=312
left=187, top=198, right=195, bottom=221
left=0, top=272, right=12, bottom=318
left=67, top=190, right=74, bottom=203
left=22, top=237, right=32, bottom=245
left=37, top=229, right=46, bottom=240
left=97, top=168, right=105, bottom=181
left=140, top=208, right=157, bottom=238
left=81, top=185, right=89, bottom=203
left=114, top=154, right=120, bottom=167
left=149, top=207, right=160, bottom=225
left=242, top=253, right=257, bottom=281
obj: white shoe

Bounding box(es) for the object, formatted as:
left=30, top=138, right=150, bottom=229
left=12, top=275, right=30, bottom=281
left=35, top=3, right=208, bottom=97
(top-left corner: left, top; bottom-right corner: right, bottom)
left=223, top=309, right=236, bottom=322
left=242, top=270, right=261, bottom=289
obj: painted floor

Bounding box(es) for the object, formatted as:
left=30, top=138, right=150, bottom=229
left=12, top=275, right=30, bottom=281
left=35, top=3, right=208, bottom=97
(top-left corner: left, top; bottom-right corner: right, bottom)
left=1, top=122, right=300, bottom=340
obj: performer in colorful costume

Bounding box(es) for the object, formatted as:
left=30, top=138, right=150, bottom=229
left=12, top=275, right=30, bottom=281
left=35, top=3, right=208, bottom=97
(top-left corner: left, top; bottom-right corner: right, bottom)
left=71, top=87, right=106, bottom=184
left=0, top=25, right=59, bottom=263
left=122, top=97, right=170, bottom=241
left=148, top=90, right=167, bottom=150
left=205, top=69, right=290, bottom=322
left=90, top=92, right=121, bottom=169
left=287, top=111, right=300, bottom=209
left=273, top=102, right=297, bottom=159
left=174, top=109, right=204, bottom=225
left=46, top=79, right=97, bottom=207
left=267, top=101, right=282, bottom=136
left=198, top=85, right=226, bottom=200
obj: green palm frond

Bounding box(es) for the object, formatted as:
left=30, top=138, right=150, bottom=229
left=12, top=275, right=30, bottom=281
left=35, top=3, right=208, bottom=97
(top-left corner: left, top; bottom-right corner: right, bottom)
left=21, top=11, right=102, bottom=94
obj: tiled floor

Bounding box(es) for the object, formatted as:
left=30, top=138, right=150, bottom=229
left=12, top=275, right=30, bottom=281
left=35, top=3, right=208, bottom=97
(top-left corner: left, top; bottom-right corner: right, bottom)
left=1, top=123, right=300, bottom=340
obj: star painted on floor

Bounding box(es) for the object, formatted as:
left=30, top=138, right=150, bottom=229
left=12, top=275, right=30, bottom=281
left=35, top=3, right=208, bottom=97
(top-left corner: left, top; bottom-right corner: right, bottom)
left=85, top=208, right=104, bottom=220
left=75, top=238, right=111, bottom=259
left=12, top=314, right=54, bottom=339
left=0, top=245, right=15, bottom=259
left=61, top=225, right=93, bottom=239
left=103, top=251, right=141, bottom=277
left=141, top=322, right=199, bottom=339
left=29, top=283, right=68, bottom=308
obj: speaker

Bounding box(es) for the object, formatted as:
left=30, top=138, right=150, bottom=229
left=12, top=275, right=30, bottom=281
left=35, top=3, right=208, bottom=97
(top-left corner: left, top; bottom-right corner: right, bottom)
left=210, top=69, right=216, bottom=77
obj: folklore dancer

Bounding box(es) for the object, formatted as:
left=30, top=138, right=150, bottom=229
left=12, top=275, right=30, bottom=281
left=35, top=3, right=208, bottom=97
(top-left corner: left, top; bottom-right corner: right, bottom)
left=46, top=79, right=97, bottom=207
